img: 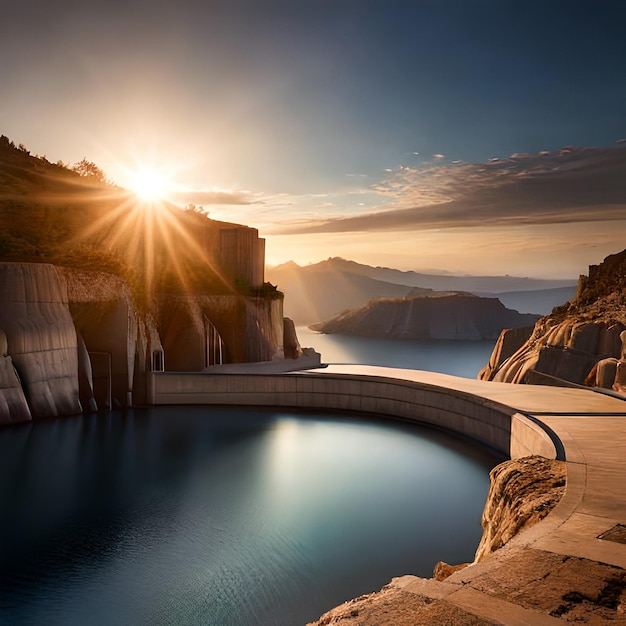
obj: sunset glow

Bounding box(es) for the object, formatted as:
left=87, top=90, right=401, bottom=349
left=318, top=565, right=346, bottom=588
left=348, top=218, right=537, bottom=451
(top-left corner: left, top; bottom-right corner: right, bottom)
left=129, top=168, right=172, bottom=202
left=2, top=1, right=624, bottom=278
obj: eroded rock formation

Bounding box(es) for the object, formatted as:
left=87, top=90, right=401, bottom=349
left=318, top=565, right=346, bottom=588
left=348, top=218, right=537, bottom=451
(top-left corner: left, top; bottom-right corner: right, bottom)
left=480, top=249, right=626, bottom=388
left=473, top=456, right=566, bottom=562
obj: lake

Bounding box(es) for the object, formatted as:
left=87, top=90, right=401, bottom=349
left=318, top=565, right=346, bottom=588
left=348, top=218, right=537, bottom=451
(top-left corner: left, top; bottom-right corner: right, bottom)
left=0, top=337, right=503, bottom=625
left=297, top=326, right=496, bottom=378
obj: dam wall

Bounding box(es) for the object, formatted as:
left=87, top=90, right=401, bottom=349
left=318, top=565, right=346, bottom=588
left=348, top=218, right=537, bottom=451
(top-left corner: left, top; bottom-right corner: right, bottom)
left=0, top=263, right=82, bottom=420
left=150, top=370, right=559, bottom=460
left=0, top=263, right=291, bottom=424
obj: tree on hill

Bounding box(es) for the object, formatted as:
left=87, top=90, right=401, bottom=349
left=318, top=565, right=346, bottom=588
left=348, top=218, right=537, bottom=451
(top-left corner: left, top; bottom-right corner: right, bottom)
left=71, top=158, right=106, bottom=182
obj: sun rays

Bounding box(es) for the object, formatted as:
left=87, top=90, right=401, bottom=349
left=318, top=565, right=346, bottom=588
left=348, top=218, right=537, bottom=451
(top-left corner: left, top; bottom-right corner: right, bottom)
left=128, top=166, right=173, bottom=202
left=67, top=184, right=232, bottom=301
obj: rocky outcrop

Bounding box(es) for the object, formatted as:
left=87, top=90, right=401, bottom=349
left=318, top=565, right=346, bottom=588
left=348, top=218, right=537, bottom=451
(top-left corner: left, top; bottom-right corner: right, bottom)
left=473, top=456, right=566, bottom=562
left=480, top=249, right=626, bottom=387
left=311, top=293, right=539, bottom=340
left=283, top=317, right=303, bottom=359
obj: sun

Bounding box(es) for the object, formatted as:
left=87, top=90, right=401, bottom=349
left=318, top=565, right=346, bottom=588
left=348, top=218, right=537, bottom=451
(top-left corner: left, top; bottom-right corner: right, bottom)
left=130, top=167, right=171, bottom=202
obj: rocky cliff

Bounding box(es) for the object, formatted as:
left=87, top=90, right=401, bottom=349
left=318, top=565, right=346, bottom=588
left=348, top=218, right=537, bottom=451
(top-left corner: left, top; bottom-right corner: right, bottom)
left=311, top=292, right=539, bottom=340
left=480, top=249, right=626, bottom=388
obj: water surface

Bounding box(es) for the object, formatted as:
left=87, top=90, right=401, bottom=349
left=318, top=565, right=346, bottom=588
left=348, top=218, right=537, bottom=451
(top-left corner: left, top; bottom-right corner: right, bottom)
left=0, top=407, right=502, bottom=625
left=297, top=326, right=495, bottom=378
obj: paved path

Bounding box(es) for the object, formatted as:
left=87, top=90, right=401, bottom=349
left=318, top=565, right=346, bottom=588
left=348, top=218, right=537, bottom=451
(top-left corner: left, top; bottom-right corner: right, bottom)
left=308, top=365, right=626, bottom=624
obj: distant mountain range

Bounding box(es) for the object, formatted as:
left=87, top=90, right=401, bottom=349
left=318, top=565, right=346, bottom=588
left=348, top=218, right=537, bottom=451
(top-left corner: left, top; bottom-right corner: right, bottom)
left=266, top=257, right=578, bottom=325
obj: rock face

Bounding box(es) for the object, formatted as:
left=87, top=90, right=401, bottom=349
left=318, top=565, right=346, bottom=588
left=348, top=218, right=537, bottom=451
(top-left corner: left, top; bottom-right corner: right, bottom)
left=311, top=293, right=539, bottom=340
left=480, top=249, right=626, bottom=387
left=473, top=456, right=566, bottom=562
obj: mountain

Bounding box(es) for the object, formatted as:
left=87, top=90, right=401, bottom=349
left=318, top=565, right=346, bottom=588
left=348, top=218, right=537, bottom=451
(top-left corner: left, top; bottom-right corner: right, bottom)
left=310, top=292, right=540, bottom=340
left=267, top=257, right=577, bottom=324
left=306, top=257, right=577, bottom=292
left=266, top=261, right=426, bottom=325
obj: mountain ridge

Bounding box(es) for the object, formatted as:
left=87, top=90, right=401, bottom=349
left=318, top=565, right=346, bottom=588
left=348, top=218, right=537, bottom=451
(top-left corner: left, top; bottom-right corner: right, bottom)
left=267, top=257, right=577, bottom=324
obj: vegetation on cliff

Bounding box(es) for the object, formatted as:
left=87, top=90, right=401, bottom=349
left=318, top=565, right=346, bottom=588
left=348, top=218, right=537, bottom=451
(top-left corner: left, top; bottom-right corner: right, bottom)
left=0, top=134, right=270, bottom=304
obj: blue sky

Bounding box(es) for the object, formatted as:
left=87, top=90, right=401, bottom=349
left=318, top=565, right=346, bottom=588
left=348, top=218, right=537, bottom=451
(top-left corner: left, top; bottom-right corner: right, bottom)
left=2, top=0, right=625, bottom=276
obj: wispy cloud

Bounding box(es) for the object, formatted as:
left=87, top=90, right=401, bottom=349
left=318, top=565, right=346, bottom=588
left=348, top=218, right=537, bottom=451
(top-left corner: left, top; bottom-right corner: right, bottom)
left=275, top=144, right=626, bottom=234
left=170, top=189, right=263, bottom=206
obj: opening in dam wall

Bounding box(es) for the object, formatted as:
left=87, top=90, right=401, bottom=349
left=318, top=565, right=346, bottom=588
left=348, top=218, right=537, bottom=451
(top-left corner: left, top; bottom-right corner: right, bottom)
left=149, top=370, right=560, bottom=461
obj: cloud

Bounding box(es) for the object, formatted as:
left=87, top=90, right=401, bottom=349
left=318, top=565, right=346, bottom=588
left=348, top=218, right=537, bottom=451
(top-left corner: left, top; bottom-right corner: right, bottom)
left=170, top=189, right=262, bottom=206
left=275, top=144, right=626, bottom=234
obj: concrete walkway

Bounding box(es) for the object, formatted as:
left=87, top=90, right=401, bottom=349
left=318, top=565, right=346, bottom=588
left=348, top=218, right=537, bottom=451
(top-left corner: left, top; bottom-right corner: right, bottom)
left=310, top=365, right=626, bottom=624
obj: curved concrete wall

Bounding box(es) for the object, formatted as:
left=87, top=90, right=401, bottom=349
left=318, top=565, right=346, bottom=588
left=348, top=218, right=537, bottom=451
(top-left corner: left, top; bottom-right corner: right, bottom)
left=0, top=329, right=31, bottom=423
left=150, top=371, right=559, bottom=459
left=0, top=263, right=81, bottom=419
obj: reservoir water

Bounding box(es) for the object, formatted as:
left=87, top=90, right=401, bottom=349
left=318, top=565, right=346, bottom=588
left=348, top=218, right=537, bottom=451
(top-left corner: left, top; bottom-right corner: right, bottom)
left=297, top=326, right=497, bottom=378
left=1, top=335, right=502, bottom=625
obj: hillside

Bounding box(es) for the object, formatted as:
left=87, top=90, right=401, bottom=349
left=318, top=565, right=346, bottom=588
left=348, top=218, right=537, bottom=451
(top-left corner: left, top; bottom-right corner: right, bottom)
left=311, top=292, right=540, bottom=340
left=0, top=135, right=263, bottom=299
left=267, top=258, right=576, bottom=324
left=266, top=261, right=423, bottom=325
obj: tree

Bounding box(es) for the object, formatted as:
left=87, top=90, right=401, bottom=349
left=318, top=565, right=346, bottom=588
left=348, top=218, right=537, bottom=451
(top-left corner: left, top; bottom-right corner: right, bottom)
left=72, top=158, right=106, bottom=182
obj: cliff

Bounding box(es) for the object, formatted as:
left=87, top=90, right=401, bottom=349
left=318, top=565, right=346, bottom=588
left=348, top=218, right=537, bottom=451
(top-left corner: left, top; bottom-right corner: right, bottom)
left=311, top=292, right=539, bottom=340
left=480, top=248, right=626, bottom=387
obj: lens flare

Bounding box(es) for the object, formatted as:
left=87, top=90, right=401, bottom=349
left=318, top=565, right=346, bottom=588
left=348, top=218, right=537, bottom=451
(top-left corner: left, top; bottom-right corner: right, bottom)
left=130, top=168, right=170, bottom=202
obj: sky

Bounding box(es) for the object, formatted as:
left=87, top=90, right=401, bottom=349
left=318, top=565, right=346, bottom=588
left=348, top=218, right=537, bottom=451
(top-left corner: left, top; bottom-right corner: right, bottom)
left=2, top=0, right=625, bottom=278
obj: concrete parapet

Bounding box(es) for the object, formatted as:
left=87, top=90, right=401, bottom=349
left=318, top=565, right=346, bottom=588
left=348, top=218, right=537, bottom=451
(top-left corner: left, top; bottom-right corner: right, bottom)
left=150, top=369, right=560, bottom=459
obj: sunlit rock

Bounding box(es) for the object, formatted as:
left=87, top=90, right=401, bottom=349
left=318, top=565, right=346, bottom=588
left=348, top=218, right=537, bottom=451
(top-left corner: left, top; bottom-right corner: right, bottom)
left=480, top=248, right=626, bottom=387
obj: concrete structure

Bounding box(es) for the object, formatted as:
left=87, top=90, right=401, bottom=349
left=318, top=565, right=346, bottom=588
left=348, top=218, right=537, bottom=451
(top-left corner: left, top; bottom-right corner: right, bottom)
left=0, top=263, right=82, bottom=418
left=150, top=364, right=626, bottom=624
left=219, top=227, right=265, bottom=288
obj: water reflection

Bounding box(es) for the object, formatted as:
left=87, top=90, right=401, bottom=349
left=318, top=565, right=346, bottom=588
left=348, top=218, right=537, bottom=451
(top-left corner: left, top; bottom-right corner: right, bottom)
left=0, top=407, right=503, bottom=625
